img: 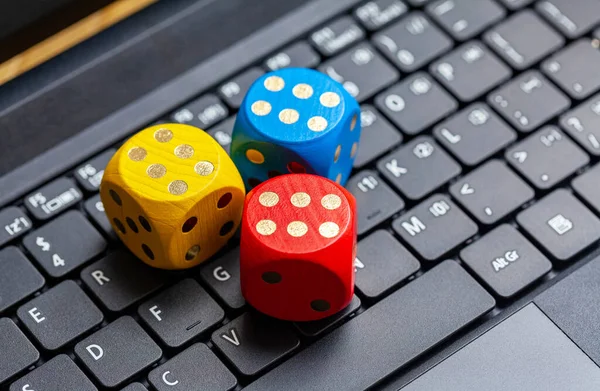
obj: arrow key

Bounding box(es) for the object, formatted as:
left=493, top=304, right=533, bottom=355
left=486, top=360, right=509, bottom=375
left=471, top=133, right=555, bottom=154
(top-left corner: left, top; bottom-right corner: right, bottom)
left=450, top=160, right=534, bottom=225
left=211, top=312, right=300, bottom=377
left=23, top=211, right=107, bottom=278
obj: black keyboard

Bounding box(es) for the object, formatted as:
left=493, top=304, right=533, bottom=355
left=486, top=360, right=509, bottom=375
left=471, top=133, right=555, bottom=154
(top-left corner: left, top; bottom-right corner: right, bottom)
left=2, top=0, right=600, bottom=390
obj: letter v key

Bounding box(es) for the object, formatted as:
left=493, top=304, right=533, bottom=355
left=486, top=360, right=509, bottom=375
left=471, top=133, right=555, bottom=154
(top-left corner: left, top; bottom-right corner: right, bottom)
left=221, top=329, right=240, bottom=346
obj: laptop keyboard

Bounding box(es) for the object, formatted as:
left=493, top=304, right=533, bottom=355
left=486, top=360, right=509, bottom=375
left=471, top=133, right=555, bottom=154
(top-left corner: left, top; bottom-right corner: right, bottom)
left=1, top=0, right=600, bottom=389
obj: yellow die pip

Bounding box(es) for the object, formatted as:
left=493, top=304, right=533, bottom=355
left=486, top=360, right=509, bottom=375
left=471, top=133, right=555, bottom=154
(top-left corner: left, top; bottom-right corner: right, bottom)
left=100, top=123, right=245, bottom=269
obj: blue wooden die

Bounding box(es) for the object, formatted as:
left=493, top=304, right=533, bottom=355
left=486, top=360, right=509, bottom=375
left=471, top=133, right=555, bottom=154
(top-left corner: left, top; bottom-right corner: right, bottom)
left=231, top=68, right=361, bottom=189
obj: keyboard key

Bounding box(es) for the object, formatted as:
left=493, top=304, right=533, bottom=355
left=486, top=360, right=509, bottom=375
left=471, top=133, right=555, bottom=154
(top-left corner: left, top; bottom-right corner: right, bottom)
left=0, top=247, right=44, bottom=313
left=355, top=230, right=419, bottom=299
left=264, top=42, right=321, bottom=71
left=434, top=104, right=516, bottom=166
left=24, top=178, right=82, bottom=220
left=148, top=344, right=237, bottom=391
left=320, top=43, right=399, bottom=102
left=560, top=95, right=600, bottom=155
left=121, top=383, right=148, bottom=391
left=536, top=0, right=600, bottom=39
left=354, top=0, right=408, bottom=31
left=373, top=12, right=452, bottom=72
left=393, top=195, right=478, bottom=261
left=517, top=189, right=600, bottom=261
left=573, top=164, right=600, bottom=214
left=497, top=0, right=533, bottom=9
left=244, top=261, right=494, bottom=391
left=354, top=105, right=402, bottom=168
left=484, top=10, right=564, bottom=70
left=17, top=281, right=104, bottom=350
left=23, top=211, right=107, bottom=278
left=0, top=207, right=32, bottom=247
left=346, top=170, right=405, bottom=235
left=450, top=160, right=534, bottom=225
left=489, top=71, right=570, bottom=133
left=17, top=280, right=103, bottom=350
left=84, top=195, right=116, bottom=239
left=426, top=0, right=505, bottom=41
left=75, top=316, right=162, bottom=388
left=264, top=42, right=320, bottom=71
left=81, top=250, right=167, bottom=312
left=0, top=318, right=39, bottom=384
left=219, top=68, right=264, bottom=109
left=431, top=41, right=512, bottom=102
left=199, top=248, right=245, bottom=310
left=138, top=279, right=224, bottom=348
left=378, top=137, right=461, bottom=200
left=506, top=126, right=589, bottom=190
left=9, top=355, right=96, bottom=391
left=543, top=39, right=600, bottom=100
left=170, top=94, right=229, bottom=129
left=461, top=225, right=552, bottom=299
left=375, top=73, right=457, bottom=135
left=310, top=16, right=365, bottom=56
left=211, top=312, right=300, bottom=377
left=74, top=149, right=115, bottom=192
left=208, top=116, right=235, bottom=154
left=294, top=295, right=361, bottom=337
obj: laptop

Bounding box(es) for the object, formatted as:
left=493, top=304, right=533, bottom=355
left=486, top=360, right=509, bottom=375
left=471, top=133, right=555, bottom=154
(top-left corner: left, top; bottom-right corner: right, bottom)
left=1, top=0, right=600, bottom=389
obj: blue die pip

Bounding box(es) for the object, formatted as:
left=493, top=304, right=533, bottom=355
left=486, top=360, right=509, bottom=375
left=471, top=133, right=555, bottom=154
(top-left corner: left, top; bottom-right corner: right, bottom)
left=231, top=68, right=361, bottom=188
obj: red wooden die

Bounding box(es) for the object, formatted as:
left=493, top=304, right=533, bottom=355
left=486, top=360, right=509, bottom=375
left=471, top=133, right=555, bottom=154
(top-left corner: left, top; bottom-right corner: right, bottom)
left=240, top=173, right=356, bottom=321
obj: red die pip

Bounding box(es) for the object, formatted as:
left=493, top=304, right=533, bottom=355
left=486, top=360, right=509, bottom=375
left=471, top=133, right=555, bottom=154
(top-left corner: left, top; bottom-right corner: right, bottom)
left=240, top=173, right=356, bottom=321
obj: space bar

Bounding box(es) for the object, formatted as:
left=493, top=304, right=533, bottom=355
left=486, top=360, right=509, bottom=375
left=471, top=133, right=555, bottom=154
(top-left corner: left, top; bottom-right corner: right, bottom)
left=245, top=261, right=496, bottom=391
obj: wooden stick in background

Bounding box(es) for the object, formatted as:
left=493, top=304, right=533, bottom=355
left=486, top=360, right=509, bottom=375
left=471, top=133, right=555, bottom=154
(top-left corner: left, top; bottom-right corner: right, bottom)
left=0, top=0, right=157, bottom=86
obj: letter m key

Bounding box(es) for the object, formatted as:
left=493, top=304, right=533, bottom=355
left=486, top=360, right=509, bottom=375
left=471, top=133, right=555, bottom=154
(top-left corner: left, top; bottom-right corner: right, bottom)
left=401, top=216, right=426, bottom=237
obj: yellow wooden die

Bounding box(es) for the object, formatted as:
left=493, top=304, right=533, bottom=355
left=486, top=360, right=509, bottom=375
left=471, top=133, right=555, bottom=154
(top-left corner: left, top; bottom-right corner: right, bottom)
left=100, top=123, right=245, bottom=269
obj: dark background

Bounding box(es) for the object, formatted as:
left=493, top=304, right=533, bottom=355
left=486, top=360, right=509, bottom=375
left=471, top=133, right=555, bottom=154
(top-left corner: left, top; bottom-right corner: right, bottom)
left=0, top=0, right=309, bottom=176
left=0, top=0, right=115, bottom=63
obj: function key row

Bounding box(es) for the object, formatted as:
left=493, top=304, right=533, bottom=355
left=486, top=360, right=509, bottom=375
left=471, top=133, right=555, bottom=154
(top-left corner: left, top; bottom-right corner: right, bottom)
left=353, top=0, right=600, bottom=40
left=24, top=177, right=82, bottom=221
left=0, top=145, right=113, bottom=243
left=74, top=149, right=115, bottom=192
